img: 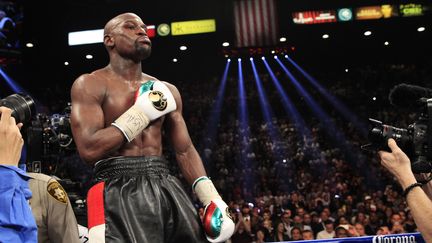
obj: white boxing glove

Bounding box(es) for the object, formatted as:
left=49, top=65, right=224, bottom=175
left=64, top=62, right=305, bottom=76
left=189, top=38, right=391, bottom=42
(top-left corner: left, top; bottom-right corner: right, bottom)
left=112, top=80, right=176, bottom=142
left=193, top=176, right=235, bottom=243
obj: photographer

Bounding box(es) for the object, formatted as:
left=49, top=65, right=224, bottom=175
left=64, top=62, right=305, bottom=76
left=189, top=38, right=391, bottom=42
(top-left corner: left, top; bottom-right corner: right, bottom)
left=378, top=138, right=432, bottom=242
left=0, top=106, right=37, bottom=242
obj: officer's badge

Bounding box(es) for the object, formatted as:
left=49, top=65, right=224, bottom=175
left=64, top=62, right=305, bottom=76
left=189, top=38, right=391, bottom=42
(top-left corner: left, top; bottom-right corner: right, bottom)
left=47, top=181, right=68, bottom=204
left=148, top=91, right=167, bottom=111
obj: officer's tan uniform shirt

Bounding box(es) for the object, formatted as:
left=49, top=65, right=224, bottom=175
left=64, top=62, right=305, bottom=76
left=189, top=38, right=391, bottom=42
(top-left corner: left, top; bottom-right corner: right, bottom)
left=28, top=172, right=80, bottom=243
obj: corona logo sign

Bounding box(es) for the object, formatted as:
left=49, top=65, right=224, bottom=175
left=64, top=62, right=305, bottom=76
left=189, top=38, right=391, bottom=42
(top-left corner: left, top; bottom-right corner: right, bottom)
left=372, top=235, right=417, bottom=243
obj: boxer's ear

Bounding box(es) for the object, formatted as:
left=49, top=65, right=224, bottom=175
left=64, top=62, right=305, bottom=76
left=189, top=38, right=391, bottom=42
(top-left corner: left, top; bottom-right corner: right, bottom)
left=104, top=34, right=114, bottom=48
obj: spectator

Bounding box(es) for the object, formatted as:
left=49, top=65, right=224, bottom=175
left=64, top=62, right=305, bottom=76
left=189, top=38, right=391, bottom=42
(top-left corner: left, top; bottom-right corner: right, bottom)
left=231, top=219, right=253, bottom=243
left=310, top=212, right=323, bottom=236
left=290, top=226, right=303, bottom=241
left=302, top=229, right=315, bottom=240
left=317, top=220, right=335, bottom=239
left=280, top=210, right=293, bottom=238
left=334, top=225, right=349, bottom=238
left=255, top=228, right=266, bottom=243
left=403, top=211, right=417, bottom=233
left=354, top=222, right=367, bottom=236
left=273, top=222, right=290, bottom=242
left=261, top=219, right=274, bottom=242
left=377, top=226, right=391, bottom=235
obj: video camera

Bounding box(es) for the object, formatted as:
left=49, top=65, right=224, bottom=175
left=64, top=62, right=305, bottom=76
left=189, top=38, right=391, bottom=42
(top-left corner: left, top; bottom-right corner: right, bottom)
left=362, top=84, right=432, bottom=173
left=0, top=93, right=75, bottom=170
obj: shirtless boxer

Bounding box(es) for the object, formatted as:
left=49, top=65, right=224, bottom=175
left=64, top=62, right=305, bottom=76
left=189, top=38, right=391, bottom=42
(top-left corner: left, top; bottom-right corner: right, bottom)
left=70, top=12, right=234, bottom=243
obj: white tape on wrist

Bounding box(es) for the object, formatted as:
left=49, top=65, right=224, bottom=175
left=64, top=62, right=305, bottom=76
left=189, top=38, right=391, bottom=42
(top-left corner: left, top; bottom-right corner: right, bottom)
left=192, top=176, right=221, bottom=206
left=112, top=105, right=150, bottom=142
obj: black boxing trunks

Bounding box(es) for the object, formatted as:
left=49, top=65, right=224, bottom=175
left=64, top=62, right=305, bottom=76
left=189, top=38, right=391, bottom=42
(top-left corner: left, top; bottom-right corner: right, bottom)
left=87, top=156, right=207, bottom=243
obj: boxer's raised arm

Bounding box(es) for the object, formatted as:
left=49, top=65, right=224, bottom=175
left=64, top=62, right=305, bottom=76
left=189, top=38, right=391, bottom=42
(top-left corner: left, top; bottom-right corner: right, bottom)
left=71, top=74, right=125, bottom=164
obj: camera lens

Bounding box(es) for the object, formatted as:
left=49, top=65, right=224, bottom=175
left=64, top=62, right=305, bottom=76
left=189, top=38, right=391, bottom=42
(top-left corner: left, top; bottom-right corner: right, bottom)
left=0, top=93, right=36, bottom=124
left=369, top=127, right=384, bottom=144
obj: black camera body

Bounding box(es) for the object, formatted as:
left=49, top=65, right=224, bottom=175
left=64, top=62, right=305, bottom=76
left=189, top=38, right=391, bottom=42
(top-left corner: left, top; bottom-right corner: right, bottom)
left=1, top=93, right=74, bottom=171
left=365, top=98, right=432, bottom=173
left=26, top=104, right=75, bottom=172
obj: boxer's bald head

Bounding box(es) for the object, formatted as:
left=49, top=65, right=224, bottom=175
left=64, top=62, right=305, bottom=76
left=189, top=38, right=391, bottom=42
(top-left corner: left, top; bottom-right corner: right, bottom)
left=103, top=12, right=151, bottom=61
left=104, top=12, right=142, bottom=36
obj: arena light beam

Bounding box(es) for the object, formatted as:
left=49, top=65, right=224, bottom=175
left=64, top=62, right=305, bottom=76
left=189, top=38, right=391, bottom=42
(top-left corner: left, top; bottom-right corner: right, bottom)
left=201, top=59, right=231, bottom=170
left=250, top=58, right=285, bottom=162
left=237, top=58, right=254, bottom=193
left=262, top=58, right=312, bottom=139
left=0, top=67, right=26, bottom=94
left=275, top=57, right=348, bottom=148
left=237, top=58, right=250, bottom=151
left=283, top=55, right=368, bottom=137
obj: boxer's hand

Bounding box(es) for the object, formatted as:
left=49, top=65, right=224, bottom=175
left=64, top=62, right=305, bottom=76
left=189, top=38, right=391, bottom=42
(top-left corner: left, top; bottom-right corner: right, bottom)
left=112, top=81, right=176, bottom=142
left=193, top=176, right=235, bottom=243
left=0, top=107, right=24, bottom=166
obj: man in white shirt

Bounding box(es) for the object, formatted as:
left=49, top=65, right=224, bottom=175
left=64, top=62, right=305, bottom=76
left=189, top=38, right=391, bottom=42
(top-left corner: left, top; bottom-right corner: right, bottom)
left=317, top=220, right=335, bottom=239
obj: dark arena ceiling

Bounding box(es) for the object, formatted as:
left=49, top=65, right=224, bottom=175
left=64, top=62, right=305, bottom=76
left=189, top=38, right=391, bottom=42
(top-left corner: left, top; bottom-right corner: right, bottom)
left=0, top=0, right=430, bottom=98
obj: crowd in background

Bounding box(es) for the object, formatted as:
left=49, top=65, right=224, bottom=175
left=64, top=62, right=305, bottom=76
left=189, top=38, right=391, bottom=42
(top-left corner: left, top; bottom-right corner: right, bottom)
left=28, top=61, right=432, bottom=242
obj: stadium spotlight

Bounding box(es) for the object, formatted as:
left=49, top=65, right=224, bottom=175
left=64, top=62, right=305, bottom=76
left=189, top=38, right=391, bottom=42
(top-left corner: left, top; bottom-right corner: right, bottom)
left=279, top=37, right=287, bottom=42
left=64, top=61, right=69, bottom=66
left=384, top=41, right=389, bottom=46
left=417, top=26, right=425, bottom=32
left=222, top=42, right=230, bottom=47
left=345, top=68, right=349, bottom=73
left=238, top=58, right=241, bottom=62
left=261, top=56, right=265, bottom=60
left=179, top=45, right=187, bottom=51
left=228, top=58, right=231, bottom=62
left=274, top=55, right=278, bottom=59
left=284, top=55, right=288, bottom=58
left=85, top=54, right=93, bottom=59
left=26, top=43, right=34, bottom=48
left=172, top=58, right=178, bottom=63
left=364, top=30, right=372, bottom=36
left=322, top=34, right=329, bottom=39
left=249, top=57, right=253, bottom=61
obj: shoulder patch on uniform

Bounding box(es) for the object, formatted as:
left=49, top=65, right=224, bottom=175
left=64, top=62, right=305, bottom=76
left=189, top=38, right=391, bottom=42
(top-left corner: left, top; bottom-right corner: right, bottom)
left=47, top=180, right=68, bottom=204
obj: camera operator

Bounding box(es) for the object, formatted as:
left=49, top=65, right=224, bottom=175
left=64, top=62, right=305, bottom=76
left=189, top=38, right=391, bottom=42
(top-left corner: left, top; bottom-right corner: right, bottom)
left=378, top=138, right=432, bottom=242
left=0, top=106, right=37, bottom=242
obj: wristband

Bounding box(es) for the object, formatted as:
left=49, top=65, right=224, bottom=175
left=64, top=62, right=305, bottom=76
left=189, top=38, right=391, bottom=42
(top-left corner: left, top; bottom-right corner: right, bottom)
left=403, top=182, right=422, bottom=197
left=111, top=105, right=150, bottom=142
left=192, top=176, right=221, bottom=206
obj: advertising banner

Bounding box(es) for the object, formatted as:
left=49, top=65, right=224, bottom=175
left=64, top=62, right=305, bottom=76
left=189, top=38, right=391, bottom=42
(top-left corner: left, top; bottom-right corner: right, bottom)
left=171, top=19, right=216, bottom=36
left=400, top=3, right=424, bottom=17
left=293, top=10, right=337, bottom=24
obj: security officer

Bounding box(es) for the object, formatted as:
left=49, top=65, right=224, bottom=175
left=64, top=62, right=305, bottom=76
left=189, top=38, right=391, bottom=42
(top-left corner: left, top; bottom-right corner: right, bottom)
left=28, top=172, right=81, bottom=243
